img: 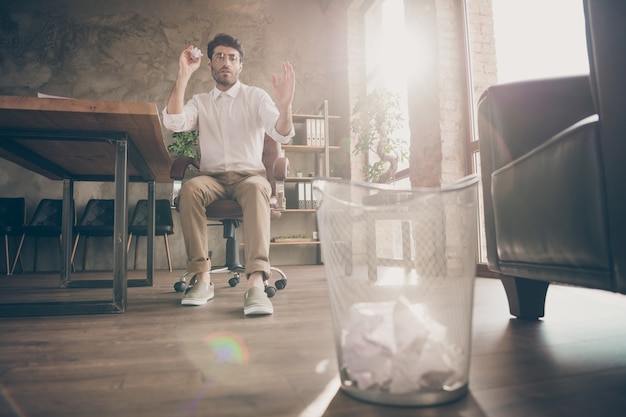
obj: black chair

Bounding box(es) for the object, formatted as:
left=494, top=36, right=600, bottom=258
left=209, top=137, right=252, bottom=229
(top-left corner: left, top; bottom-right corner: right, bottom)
left=0, top=197, right=25, bottom=275
left=127, top=199, right=174, bottom=272
left=12, top=199, right=71, bottom=273
left=169, top=135, right=288, bottom=295
left=71, top=199, right=115, bottom=271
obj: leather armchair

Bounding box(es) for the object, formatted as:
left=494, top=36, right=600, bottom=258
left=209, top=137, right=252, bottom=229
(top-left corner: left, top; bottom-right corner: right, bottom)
left=478, top=0, right=626, bottom=319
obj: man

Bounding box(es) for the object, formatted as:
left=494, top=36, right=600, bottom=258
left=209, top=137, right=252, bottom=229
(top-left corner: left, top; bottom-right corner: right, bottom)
left=162, top=33, right=295, bottom=316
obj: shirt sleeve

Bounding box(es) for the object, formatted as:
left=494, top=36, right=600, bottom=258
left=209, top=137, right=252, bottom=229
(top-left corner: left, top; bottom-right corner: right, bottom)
left=162, top=98, right=199, bottom=132
left=257, top=90, right=295, bottom=144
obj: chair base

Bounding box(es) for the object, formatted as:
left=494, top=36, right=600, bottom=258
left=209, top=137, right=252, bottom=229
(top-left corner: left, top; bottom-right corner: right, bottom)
left=172, top=218, right=287, bottom=296
left=173, top=266, right=287, bottom=298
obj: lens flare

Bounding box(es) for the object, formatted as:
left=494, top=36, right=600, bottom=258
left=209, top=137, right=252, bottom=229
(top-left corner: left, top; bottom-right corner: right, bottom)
left=0, top=383, right=27, bottom=417
left=204, top=331, right=249, bottom=365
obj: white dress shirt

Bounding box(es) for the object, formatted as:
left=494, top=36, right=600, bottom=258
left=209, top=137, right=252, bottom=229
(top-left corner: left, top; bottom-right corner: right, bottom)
left=162, top=81, right=294, bottom=173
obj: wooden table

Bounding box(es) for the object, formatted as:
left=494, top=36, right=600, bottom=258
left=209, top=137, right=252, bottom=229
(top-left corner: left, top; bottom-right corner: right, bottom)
left=0, top=95, right=172, bottom=316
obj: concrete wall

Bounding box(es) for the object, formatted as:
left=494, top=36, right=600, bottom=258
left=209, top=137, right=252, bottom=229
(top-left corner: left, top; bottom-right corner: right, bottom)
left=0, top=0, right=352, bottom=271
left=0, top=0, right=496, bottom=272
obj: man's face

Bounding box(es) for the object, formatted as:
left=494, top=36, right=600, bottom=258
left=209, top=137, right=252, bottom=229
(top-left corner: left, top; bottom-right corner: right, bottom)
left=208, top=45, right=242, bottom=89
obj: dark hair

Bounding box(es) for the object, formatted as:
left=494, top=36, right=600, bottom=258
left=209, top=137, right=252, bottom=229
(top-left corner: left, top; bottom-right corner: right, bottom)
left=207, top=33, right=244, bottom=62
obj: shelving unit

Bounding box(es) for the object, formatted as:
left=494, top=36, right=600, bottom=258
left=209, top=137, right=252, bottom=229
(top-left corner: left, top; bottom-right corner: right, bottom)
left=269, top=100, right=340, bottom=265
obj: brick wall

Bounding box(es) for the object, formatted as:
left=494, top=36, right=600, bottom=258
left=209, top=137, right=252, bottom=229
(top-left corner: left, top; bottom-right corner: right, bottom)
left=347, top=0, right=497, bottom=187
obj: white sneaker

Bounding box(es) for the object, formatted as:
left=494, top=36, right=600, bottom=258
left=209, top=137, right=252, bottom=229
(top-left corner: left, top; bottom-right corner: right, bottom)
left=181, top=281, right=214, bottom=306
left=243, top=287, right=274, bottom=316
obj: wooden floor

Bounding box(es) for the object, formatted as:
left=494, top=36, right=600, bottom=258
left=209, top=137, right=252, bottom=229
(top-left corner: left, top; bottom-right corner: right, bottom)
left=0, top=266, right=625, bottom=417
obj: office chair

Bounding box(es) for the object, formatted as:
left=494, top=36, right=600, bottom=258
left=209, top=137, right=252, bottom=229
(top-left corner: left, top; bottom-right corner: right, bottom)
left=12, top=198, right=72, bottom=274
left=71, top=199, right=115, bottom=271
left=1, top=197, right=25, bottom=275
left=169, top=134, right=288, bottom=297
left=127, top=199, right=174, bottom=272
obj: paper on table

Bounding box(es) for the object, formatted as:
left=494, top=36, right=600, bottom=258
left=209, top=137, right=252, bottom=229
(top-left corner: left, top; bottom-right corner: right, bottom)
left=37, top=92, right=71, bottom=99
left=342, top=296, right=465, bottom=394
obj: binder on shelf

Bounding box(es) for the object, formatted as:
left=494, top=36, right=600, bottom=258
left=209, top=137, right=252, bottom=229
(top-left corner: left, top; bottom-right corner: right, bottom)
left=315, top=119, right=322, bottom=147
left=304, top=182, right=313, bottom=209
left=311, top=119, right=316, bottom=147
left=292, top=119, right=307, bottom=146
left=285, top=182, right=299, bottom=210
left=298, top=181, right=306, bottom=209
left=306, top=119, right=313, bottom=146
left=312, top=185, right=320, bottom=209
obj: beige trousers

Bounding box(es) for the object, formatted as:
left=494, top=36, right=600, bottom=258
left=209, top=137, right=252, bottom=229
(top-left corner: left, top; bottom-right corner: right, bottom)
left=178, top=170, right=271, bottom=278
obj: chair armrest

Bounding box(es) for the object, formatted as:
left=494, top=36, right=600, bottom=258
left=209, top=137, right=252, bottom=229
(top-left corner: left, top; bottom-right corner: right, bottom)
left=272, top=156, right=289, bottom=180
left=268, top=157, right=288, bottom=216
left=169, top=156, right=200, bottom=181
left=478, top=75, right=595, bottom=273
left=478, top=75, right=595, bottom=170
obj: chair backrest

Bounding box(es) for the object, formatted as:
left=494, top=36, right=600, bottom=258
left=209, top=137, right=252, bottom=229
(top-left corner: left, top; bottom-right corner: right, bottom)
left=170, top=134, right=285, bottom=195
left=584, top=0, right=626, bottom=132
left=28, top=199, right=63, bottom=227
left=75, top=199, right=115, bottom=235
left=0, top=198, right=25, bottom=233
left=262, top=134, right=281, bottom=196
left=129, top=199, right=174, bottom=235
left=583, top=0, right=626, bottom=289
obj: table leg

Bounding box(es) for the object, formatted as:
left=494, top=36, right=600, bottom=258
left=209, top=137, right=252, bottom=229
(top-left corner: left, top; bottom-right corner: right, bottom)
left=60, top=178, right=74, bottom=287
left=113, top=138, right=128, bottom=312
left=146, top=181, right=155, bottom=285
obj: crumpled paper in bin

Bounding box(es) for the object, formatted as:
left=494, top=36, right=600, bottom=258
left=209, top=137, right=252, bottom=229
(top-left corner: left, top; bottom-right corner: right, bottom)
left=342, top=296, right=465, bottom=394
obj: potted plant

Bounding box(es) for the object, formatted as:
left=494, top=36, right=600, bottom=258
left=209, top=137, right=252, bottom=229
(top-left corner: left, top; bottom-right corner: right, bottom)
left=167, top=130, right=199, bottom=159
left=351, top=89, right=408, bottom=183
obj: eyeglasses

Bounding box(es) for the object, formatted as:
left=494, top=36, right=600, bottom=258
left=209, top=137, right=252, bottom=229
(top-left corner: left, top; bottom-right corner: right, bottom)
left=212, top=52, right=240, bottom=64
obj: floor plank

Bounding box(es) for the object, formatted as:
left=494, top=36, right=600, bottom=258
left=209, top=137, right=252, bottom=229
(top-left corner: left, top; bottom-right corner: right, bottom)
left=1, top=267, right=626, bottom=416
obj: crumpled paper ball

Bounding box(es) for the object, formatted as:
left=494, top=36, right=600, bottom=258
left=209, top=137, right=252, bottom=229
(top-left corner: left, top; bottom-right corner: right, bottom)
left=190, top=47, right=203, bottom=62
left=342, top=296, right=465, bottom=394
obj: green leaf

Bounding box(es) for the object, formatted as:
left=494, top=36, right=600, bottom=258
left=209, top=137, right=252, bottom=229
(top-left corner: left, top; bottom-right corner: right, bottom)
left=167, top=130, right=200, bottom=159
left=350, top=89, right=409, bottom=182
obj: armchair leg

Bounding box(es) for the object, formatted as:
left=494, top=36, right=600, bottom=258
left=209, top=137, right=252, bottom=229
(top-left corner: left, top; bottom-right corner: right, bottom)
left=500, top=274, right=550, bottom=320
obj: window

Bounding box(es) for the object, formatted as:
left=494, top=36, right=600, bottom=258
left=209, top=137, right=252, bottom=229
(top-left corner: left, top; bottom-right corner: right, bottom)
left=363, top=0, right=410, bottom=187
left=492, top=0, right=589, bottom=83
left=471, top=0, right=588, bottom=265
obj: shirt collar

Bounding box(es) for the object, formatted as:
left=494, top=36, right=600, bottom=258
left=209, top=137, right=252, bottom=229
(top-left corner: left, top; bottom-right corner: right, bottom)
left=212, top=81, right=241, bottom=100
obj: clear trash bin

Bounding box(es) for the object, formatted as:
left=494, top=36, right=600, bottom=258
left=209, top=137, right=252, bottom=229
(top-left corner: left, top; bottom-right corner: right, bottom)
left=313, top=176, right=479, bottom=407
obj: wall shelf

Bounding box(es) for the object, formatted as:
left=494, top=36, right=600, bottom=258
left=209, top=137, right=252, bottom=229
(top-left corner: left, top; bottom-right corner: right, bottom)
left=268, top=100, right=339, bottom=265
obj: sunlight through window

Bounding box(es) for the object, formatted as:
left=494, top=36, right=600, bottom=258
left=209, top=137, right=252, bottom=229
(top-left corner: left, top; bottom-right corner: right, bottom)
left=492, top=0, right=588, bottom=82
left=364, top=0, right=410, bottom=185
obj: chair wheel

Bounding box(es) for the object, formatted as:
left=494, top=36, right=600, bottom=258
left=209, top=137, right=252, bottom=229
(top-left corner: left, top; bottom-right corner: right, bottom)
left=269, top=266, right=287, bottom=291
left=175, top=272, right=195, bottom=292
left=174, top=281, right=187, bottom=292
left=265, top=285, right=277, bottom=298
left=228, top=276, right=240, bottom=287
